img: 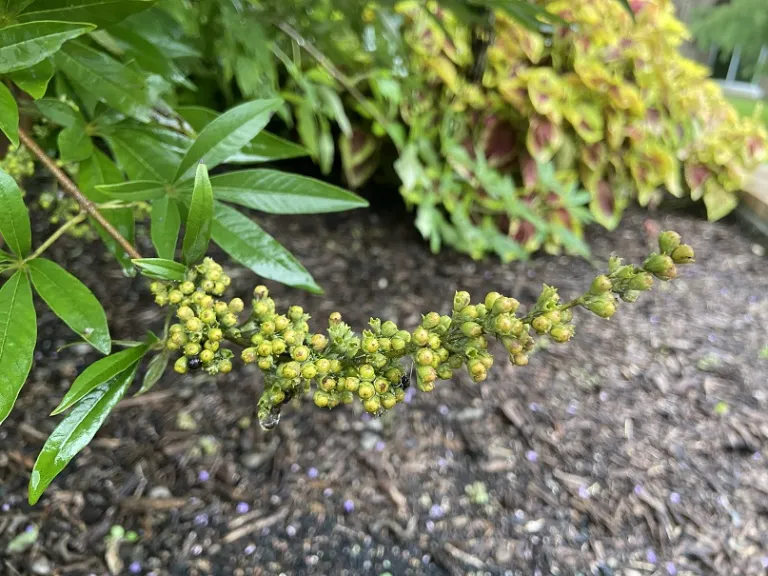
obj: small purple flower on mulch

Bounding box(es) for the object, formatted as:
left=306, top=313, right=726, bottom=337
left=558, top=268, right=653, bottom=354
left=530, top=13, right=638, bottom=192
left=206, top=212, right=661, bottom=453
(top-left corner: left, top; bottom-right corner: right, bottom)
left=344, top=500, right=355, bottom=513
left=761, top=557, right=768, bottom=568
left=528, top=402, right=540, bottom=412
left=290, top=463, right=300, bottom=473
left=438, top=405, right=449, bottom=415
left=526, top=450, right=538, bottom=463
left=286, top=525, right=297, bottom=537
left=634, top=485, right=643, bottom=496
left=1, top=503, right=10, bottom=512
left=666, top=562, right=677, bottom=575
left=429, top=504, right=444, bottom=519
left=669, top=492, right=681, bottom=504
left=649, top=314, right=661, bottom=325
left=425, top=520, right=435, bottom=532
left=323, top=488, right=333, bottom=497
left=578, top=485, right=590, bottom=499
left=194, top=514, right=209, bottom=527
left=236, top=502, right=249, bottom=514
left=422, top=554, right=431, bottom=564
left=244, top=544, right=256, bottom=555
left=404, top=389, right=415, bottom=403
left=129, top=562, right=142, bottom=574
left=307, top=467, right=318, bottom=479
left=197, top=470, right=209, bottom=482
left=375, top=441, right=386, bottom=452
left=753, top=452, right=761, bottom=461
left=646, top=549, right=657, bottom=564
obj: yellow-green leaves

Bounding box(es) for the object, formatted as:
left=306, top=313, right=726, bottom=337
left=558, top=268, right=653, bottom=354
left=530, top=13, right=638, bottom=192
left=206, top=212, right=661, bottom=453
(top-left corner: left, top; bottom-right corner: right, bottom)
left=0, top=21, right=94, bottom=74
left=0, top=271, right=36, bottom=426
left=182, top=163, right=213, bottom=265
left=0, top=83, right=20, bottom=147
left=150, top=196, right=180, bottom=260
left=0, top=168, right=32, bottom=257
left=131, top=258, right=187, bottom=281
left=96, top=180, right=168, bottom=201
left=29, top=360, right=140, bottom=505
left=28, top=258, right=111, bottom=355
left=173, top=99, right=282, bottom=182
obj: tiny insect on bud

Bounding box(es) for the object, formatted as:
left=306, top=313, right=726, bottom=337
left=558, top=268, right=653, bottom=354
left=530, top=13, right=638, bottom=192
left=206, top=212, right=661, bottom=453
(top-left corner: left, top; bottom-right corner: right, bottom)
left=590, top=275, right=612, bottom=294
left=358, top=381, right=376, bottom=400
left=670, top=244, right=694, bottom=264
left=315, top=358, right=332, bottom=374
left=319, top=377, right=336, bottom=392
left=174, top=357, right=188, bottom=374
left=187, top=356, right=202, bottom=370
left=311, top=333, right=328, bottom=352
left=180, top=281, right=196, bottom=295
left=200, top=349, right=214, bottom=364
left=242, top=347, right=258, bottom=363
left=453, top=291, right=471, bottom=312
left=531, top=316, right=551, bottom=334
left=422, top=312, right=441, bottom=329
left=461, top=322, right=482, bottom=338
left=314, top=391, right=330, bottom=408
left=363, top=396, right=381, bottom=414
left=219, top=359, right=233, bottom=374
left=658, top=230, right=681, bottom=254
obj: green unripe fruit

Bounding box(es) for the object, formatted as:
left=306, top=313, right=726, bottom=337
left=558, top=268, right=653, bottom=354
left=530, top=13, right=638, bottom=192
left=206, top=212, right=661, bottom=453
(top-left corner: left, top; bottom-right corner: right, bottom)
left=242, top=347, right=258, bottom=363
left=200, top=295, right=214, bottom=309
left=586, top=295, right=617, bottom=319
left=201, top=279, right=215, bottom=293
left=363, top=396, right=381, bottom=414
left=292, top=345, right=310, bottom=362
left=271, top=339, right=286, bottom=355
left=330, top=359, right=342, bottom=373
left=416, top=348, right=434, bottom=366
left=252, top=301, right=269, bottom=317
left=392, top=337, right=406, bottom=352
left=381, top=321, right=398, bottom=337
left=200, top=309, right=216, bottom=325
left=311, top=334, right=328, bottom=351
left=214, top=301, right=228, bottom=316
left=471, top=366, right=487, bottom=382
left=417, top=365, right=437, bottom=383
left=549, top=324, right=574, bottom=343
left=319, top=377, right=336, bottom=392
left=180, top=281, right=195, bottom=295
left=644, top=254, right=677, bottom=280
left=345, top=377, right=360, bottom=392
left=168, top=290, right=184, bottom=304
left=257, top=357, right=273, bottom=370
left=204, top=340, right=219, bottom=352
left=315, top=358, right=331, bottom=374
left=560, top=309, right=573, bottom=323
left=545, top=310, right=561, bottom=324
left=212, top=282, right=226, bottom=296
left=185, top=317, right=203, bottom=333
left=437, top=347, right=449, bottom=362
left=341, top=391, right=355, bottom=405
left=493, top=297, right=519, bottom=315
left=219, top=359, right=233, bottom=374
left=374, top=378, right=389, bottom=394
left=531, top=316, right=551, bottom=334
left=394, top=388, right=406, bottom=402
left=461, top=322, right=482, bottom=338
left=371, top=353, right=387, bottom=369
left=377, top=338, right=391, bottom=352
left=381, top=393, right=397, bottom=410
left=670, top=244, right=694, bottom=264
left=513, top=353, right=529, bottom=366
left=658, top=230, right=681, bottom=254
left=221, top=313, right=238, bottom=328
left=395, top=330, right=411, bottom=343
left=362, top=337, right=379, bottom=354
left=428, top=334, right=442, bottom=350
left=200, top=349, right=214, bottom=364
left=208, top=328, right=223, bottom=342
left=590, top=275, right=613, bottom=295
left=502, top=337, right=523, bottom=354
left=422, top=312, right=441, bottom=329
left=437, top=364, right=453, bottom=380
left=257, top=341, right=273, bottom=357
left=174, top=357, right=188, bottom=374
left=412, top=326, right=429, bottom=346
left=283, top=329, right=297, bottom=345
left=485, top=291, right=502, bottom=310
left=274, top=315, right=290, bottom=332
left=191, top=291, right=205, bottom=305
left=260, top=321, right=275, bottom=336
left=385, top=367, right=403, bottom=383
left=462, top=305, right=478, bottom=319
left=629, top=272, right=654, bottom=291
left=453, top=291, right=471, bottom=312
left=314, top=391, right=330, bottom=408
left=177, top=306, right=195, bottom=321
left=279, top=361, right=300, bottom=379
left=329, top=311, right=343, bottom=325
left=154, top=294, right=168, bottom=306
left=359, top=364, right=375, bottom=381
left=288, top=306, right=304, bottom=321
left=301, top=363, right=317, bottom=379
left=358, top=382, right=375, bottom=400
left=494, top=314, right=514, bottom=335
left=253, top=285, right=269, bottom=299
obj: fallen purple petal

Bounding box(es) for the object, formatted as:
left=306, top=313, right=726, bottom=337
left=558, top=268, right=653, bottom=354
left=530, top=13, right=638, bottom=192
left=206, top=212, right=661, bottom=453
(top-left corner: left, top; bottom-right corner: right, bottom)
left=197, top=470, right=210, bottom=482
left=429, top=504, right=444, bottom=519
left=307, top=467, right=318, bottom=479
left=669, top=492, right=681, bottom=504
left=375, top=441, right=386, bottom=452
left=634, top=485, right=643, bottom=496
left=236, top=502, right=249, bottom=514
left=344, top=500, right=355, bottom=513
left=526, top=450, right=538, bottom=463
left=194, top=513, right=209, bottom=527
left=286, top=525, right=297, bottom=537
left=425, top=520, right=435, bottom=532
left=666, top=562, right=676, bottom=575
left=438, top=405, right=449, bottom=415
left=578, top=485, right=590, bottom=499
left=129, top=562, right=142, bottom=574
left=323, top=488, right=333, bottom=497
left=646, top=548, right=657, bottom=564
left=244, top=544, right=256, bottom=555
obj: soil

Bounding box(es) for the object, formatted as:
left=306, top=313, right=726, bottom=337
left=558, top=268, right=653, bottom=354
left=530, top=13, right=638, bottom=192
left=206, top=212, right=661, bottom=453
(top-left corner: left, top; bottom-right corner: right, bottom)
left=1, top=199, right=767, bottom=576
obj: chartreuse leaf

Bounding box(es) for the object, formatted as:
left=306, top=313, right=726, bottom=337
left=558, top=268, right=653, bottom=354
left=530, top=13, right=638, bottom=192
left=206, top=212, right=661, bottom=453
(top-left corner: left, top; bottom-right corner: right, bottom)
left=151, top=196, right=180, bottom=260
left=29, top=361, right=141, bottom=505
left=136, top=351, right=169, bottom=396
left=175, top=105, right=307, bottom=163
left=0, top=83, right=20, bottom=148
left=104, top=125, right=182, bottom=182
left=173, top=99, right=282, bottom=182
left=28, top=259, right=111, bottom=355
left=10, top=58, right=55, bottom=99
left=18, top=0, right=155, bottom=28
left=131, top=258, right=187, bottom=281
left=51, top=344, right=148, bottom=415
left=0, top=271, right=36, bottom=426
left=207, top=169, right=368, bottom=214
left=0, top=21, right=94, bottom=74
left=0, top=168, right=32, bottom=257
left=182, top=163, right=213, bottom=265
left=95, top=180, right=167, bottom=201
left=211, top=201, right=321, bottom=293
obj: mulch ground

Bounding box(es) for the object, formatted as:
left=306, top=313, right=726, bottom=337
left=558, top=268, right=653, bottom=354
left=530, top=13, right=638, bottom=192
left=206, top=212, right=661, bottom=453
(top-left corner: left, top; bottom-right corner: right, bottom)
left=1, top=199, right=767, bottom=576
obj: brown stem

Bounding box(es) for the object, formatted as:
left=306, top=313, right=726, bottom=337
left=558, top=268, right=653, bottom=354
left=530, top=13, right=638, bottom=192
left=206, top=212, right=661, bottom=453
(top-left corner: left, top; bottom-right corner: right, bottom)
left=18, top=128, right=143, bottom=260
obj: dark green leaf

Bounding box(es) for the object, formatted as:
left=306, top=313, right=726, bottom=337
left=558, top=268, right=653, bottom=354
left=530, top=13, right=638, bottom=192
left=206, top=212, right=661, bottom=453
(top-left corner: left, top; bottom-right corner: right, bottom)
left=150, top=196, right=180, bottom=260
left=77, top=147, right=121, bottom=204
left=173, top=99, right=282, bottom=182
left=212, top=202, right=321, bottom=293
left=28, top=258, right=111, bottom=355
left=95, top=180, right=167, bottom=201
left=0, top=83, right=20, bottom=148
left=104, top=125, right=182, bottom=182
left=28, top=361, right=139, bottom=505
left=5, top=0, right=38, bottom=14
left=54, top=40, right=156, bottom=122
left=175, top=105, right=307, bottom=163
left=208, top=169, right=368, bottom=214
left=51, top=344, right=147, bottom=415
left=0, top=271, right=36, bottom=426
left=136, top=351, right=168, bottom=395
left=35, top=97, right=84, bottom=128
left=57, top=124, right=93, bottom=163
left=107, top=23, right=191, bottom=87
left=10, top=58, right=55, bottom=99
left=120, top=8, right=201, bottom=59
left=0, top=21, right=94, bottom=74
left=132, top=258, right=187, bottom=281
left=18, top=0, right=155, bottom=28
left=182, top=163, right=213, bottom=265
left=0, top=168, right=32, bottom=256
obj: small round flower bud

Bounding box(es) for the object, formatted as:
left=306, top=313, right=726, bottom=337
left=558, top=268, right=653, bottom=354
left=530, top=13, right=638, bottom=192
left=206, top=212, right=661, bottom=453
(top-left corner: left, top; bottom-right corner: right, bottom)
left=279, top=361, right=300, bottom=379
left=149, top=281, right=164, bottom=294
left=180, top=281, right=195, bottom=295
left=658, top=230, right=681, bottom=254
left=467, top=358, right=485, bottom=377
left=462, top=305, right=479, bottom=319
left=200, top=309, right=216, bottom=325
left=214, top=301, right=229, bottom=316
left=204, top=340, right=219, bottom=352
left=492, top=297, right=519, bottom=315
left=531, top=316, right=551, bottom=334
left=201, top=279, right=215, bottom=293
left=327, top=311, right=343, bottom=325
left=644, top=254, right=677, bottom=280
left=166, top=339, right=180, bottom=351
left=311, top=334, right=328, bottom=352
left=186, top=317, right=203, bottom=333
left=385, top=367, right=402, bottom=383
left=586, top=295, right=617, bottom=319
left=260, top=320, right=275, bottom=336
left=212, top=281, right=225, bottom=296
left=629, top=272, right=654, bottom=291
left=330, top=359, right=342, bottom=373
left=471, top=366, right=487, bottom=382
left=200, top=349, right=214, bottom=364
left=437, top=364, right=453, bottom=380
left=174, top=357, right=188, bottom=374
left=394, top=388, right=406, bottom=402
left=378, top=338, right=391, bottom=352
left=493, top=314, right=513, bottom=335
left=545, top=310, right=561, bottom=324
left=560, top=309, right=573, bottom=323
left=381, top=321, right=398, bottom=337
left=453, top=291, right=471, bottom=312
left=168, top=290, right=183, bottom=304
left=461, top=322, right=482, bottom=338
left=170, top=323, right=184, bottom=333
left=219, top=359, right=233, bottom=374
left=154, top=294, right=168, bottom=306
left=257, top=357, right=273, bottom=370
left=475, top=304, right=488, bottom=319
left=200, top=295, right=214, bottom=309
left=359, top=364, right=375, bottom=381
left=412, top=327, right=429, bottom=346
left=177, top=306, right=195, bottom=321
left=416, top=348, right=434, bottom=366
left=590, top=275, right=612, bottom=294
left=422, top=312, right=441, bottom=330
left=549, top=324, right=574, bottom=343
left=283, top=329, right=297, bottom=345
left=274, top=315, right=290, bottom=332
left=371, top=353, right=387, bottom=369
left=271, top=389, right=285, bottom=404
left=206, top=268, right=221, bottom=282
left=427, top=334, right=442, bottom=350
left=242, top=347, right=258, bottom=363
left=341, top=391, right=355, bottom=405
left=257, top=341, right=273, bottom=357
left=221, top=313, right=238, bottom=328
left=252, top=301, right=269, bottom=317
left=362, top=337, right=379, bottom=354
left=374, top=378, right=389, bottom=394
left=417, top=365, right=437, bottom=383
left=358, top=382, right=376, bottom=400
left=170, top=331, right=187, bottom=346
left=363, top=396, right=381, bottom=414
left=314, top=391, right=330, bottom=408
left=448, top=354, right=463, bottom=369
left=345, top=377, right=360, bottom=392
left=670, top=244, right=694, bottom=264
left=272, top=339, right=286, bottom=355
left=502, top=337, right=523, bottom=354
left=292, top=345, right=310, bottom=362
left=513, top=353, right=529, bottom=366
left=315, top=358, right=331, bottom=374
left=301, top=363, right=317, bottom=379
left=484, top=292, right=501, bottom=310
left=381, top=393, right=397, bottom=410
left=228, top=298, right=244, bottom=313
left=191, top=291, right=205, bottom=305
left=437, top=347, right=449, bottom=362
left=288, top=306, right=304, bottom=321
left=391, top=337, right=406, bottom=352
left=319, top=377, right=336, bottom=392
left=253, top=285, right=269, bottom=299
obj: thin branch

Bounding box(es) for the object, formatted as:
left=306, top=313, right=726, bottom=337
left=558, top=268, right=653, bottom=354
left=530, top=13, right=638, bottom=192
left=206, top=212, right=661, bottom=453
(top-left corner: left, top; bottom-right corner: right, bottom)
left=17, top=128, right=142, bottom=260
left=24, top=212, right=87, bottom=262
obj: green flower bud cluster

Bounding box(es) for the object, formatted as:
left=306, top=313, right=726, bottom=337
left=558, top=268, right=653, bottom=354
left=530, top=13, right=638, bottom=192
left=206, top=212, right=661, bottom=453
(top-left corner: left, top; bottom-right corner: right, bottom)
left=37, top=193, right=95, bottom=239
left=0, top=144, right=34, bottom=184
left=151, top=258, right=237, bottom=376
left=150, top=232, right=694, bottom=431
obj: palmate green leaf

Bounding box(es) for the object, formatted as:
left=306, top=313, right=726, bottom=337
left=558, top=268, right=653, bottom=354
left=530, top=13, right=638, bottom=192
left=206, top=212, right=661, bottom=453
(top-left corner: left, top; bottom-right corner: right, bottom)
left=205, top=169, right=368, bottom=214
left=131, top=258, right=187, bottom=281
left=150, top=196, right=180, bottom=260
left=0, top=168, right=32, bottom=257
left=95, top=180, right=167, bottom=201
left=175, top=105, right=307, bottom=163
left=212, top=201, right=321, bottom=294
left=0, top=20, right=94, bottom=74
left=29, top=361, right=140, bottom=505
left=35, top=97, right=84, bottom=127
left=51, top=344, right=147, bottom=415
left=182, top=163, right=213, bottom=265
left=136, top=350, right=168, bottom=396
left=0, top=83, right=20, bottom=148
left=0, top=271, right=36, bottom=426
left=173, top=99, right=283, bottom=182
left=57, top=124, right=93, bottom=163
left=54, top=40, right=156, bottom=122
left=9, top=58, right=55, bottom=99
left=18, top=0, right=155, bottom=28
left=28, top=258, right=111, bottom=355
left=104, top=125, right=182, bottom=182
